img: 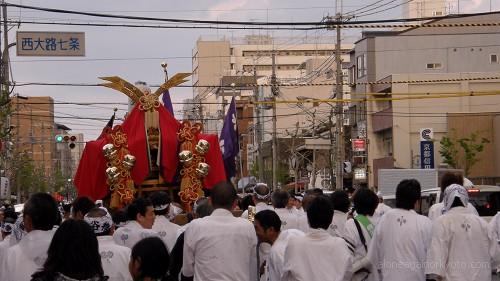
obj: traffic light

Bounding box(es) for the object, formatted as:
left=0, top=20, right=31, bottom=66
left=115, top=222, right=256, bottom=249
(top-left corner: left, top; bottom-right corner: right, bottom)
left=343, top=161, right=352, bottom=174
left=55, top=134, right=77, bottom=149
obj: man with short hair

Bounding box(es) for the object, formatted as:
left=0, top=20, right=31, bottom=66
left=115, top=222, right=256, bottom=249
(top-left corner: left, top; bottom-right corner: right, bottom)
left=426, top=184, right=498, bottom=281
left=182, top=181, right=257, bottom=281
left=282, top=195, right=353, bottom=281
left=84, top=207, right=132, bottom=281
left=272, top=190, right=300, bottom=231
left=343, top=188, right=379, bottom=281
left=241, top=183, right=273, bottom=219
left=367, top=179, right=432, bottom=281
left=112, top=197, right=158, bottom=248
left=0, top=193, right=59, bottom=281
left=71, top=196, right=95, bottom=220
left=254, top=210, right=304, bottom=281
left=0, top=207, right=17, bottom=271
left=328, top=190, right=350, bottom=238
left=150, top=191, right=181, bottom=253
left=428, top=172, right=478, bottom=220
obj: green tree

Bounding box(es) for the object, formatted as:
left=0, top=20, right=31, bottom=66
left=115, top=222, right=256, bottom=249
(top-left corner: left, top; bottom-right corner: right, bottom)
left=439, top=130, right=490, bottom=176
left=10, top=151, right=49, bottom=200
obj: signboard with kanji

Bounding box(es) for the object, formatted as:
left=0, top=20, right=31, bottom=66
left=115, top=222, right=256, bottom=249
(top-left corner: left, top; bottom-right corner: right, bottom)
left=16, top=31, right=85, bottom=56
left=420, top=141, right=435, bottom=169
left=352, top=139, right=366, bottom=152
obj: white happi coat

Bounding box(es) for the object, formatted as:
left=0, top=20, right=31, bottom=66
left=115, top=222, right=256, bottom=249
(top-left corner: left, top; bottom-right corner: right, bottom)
left=153, top=215, right=181, bottom=253
left=328, top=211, right=348, bottom=238
left=182, top=208, right=258, bottom=281
left=426, top=206, right=498, bottom=281
left=274, top=208, right=300, bottom=231
left=112, top=220, right=159, bottom=249
left=427, top=201, right=478, bottom=221
left=0, top=234, right=12, bottom=276
left=281, top=228, right=353, bottom=281
left=97, top=236, right=133, bottom=281
left=266, top=229, right=305, bottom=281
left=343, top=216, right=379, bottom=281
left=240, top=202, right=274, bottom=219
left=372, top=203, right=392, bottom=225
left=367, top=208, right=432, bottom=281
left=0, top=229, right=54, bottom=281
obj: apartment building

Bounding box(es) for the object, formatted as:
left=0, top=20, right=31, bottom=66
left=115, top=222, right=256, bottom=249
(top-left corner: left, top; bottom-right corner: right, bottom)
left=348, top=12, right=500, bottom=187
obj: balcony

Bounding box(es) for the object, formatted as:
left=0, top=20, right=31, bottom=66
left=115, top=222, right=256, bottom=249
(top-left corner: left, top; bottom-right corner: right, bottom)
left=372, top=107, right=393, bottom=133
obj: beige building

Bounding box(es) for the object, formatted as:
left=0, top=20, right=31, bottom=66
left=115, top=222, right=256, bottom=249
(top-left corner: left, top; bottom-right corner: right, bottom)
left=349, top=13, right=500, bottom=187
left=190, top=35, right=352, bottom=184
left=403, top=0, right=449, bottom=18
left=11, top=96, right=55, bottom=177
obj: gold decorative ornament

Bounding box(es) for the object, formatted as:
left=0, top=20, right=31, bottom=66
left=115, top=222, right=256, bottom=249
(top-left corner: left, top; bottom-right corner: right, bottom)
left=195, top=139, right=210, bottom=155
left=195, top=162, right=210, bottom=178
left=179, top=150, right=194, bottom=166
left=248, top=206, right=257, bottom=223
left=102, top=143, right=117, bottom=160
left=123, top=154, right=136, bottom=170
left=106, top=167, right=120, bottom=182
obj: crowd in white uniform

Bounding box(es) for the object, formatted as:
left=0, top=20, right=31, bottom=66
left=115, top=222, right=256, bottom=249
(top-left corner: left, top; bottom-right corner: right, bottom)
left=1, top=173, right=500, bottom=281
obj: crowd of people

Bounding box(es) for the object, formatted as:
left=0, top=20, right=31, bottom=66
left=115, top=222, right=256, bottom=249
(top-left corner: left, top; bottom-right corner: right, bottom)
left=0, top=172, right=499, bottom=281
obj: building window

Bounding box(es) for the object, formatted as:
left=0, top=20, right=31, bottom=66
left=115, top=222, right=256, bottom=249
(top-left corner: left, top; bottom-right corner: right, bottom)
left=230, top=63, right=235, bottom=70
left=490, top=54, right=498, bottom=64
left=357, top=54, right=367, bottom=78
left=349, top=66, right=356, bottom=85
left=230, top=48, right=234, bottom=56
left=432, top=11, right=443, bottom=16
left=426, top=63, right=442, bottom=69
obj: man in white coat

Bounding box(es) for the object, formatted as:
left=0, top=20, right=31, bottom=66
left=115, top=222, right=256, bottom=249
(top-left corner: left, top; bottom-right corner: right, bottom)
left=0, top=193, right=59, bottom=281
left=328, top=190, right=350, bottom=238
left=0, top=207, right=17, bottom=272
left=272, top=190, right=300, bottom=231
left=368, top=179, right=432, bottom=281
left=241, top=183, right=274, bottom=219
left=426, top=184, right=499, bottom=281
left=182, top=181, right=258, bottom=281
left=113, top=197, right=158, bottom=248
left=84, top=207, right=132, bottom=281
left=150, top=191, right=180, bottom=253
left=253, top=209, right=304, bottom=281
left=372, top=192, right=391, bottom=224
left=343, top=188, right=379, bottom=281
left=281, top=195, right=353, bottom=281
left=428, top=172, right=478, bottom=220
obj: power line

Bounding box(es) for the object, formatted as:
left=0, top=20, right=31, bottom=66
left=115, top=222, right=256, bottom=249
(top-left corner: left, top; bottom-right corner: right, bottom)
left=345, top=0, right=388, bottom=14
left=355, top=0, right=414, bottom=18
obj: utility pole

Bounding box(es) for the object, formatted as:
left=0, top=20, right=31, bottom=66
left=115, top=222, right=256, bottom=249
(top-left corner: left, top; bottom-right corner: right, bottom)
left=334, top=12, right=344, bottom=190
left=254, top=67, right=264, bottom=181
left=292, top=122, right=299, bottom=194
left=310, top=110, right=316, bottom=189
left=271, top=53, right=278, bottom=190
left=2, top=1, right=8, bottom=96
left=15, top=96, right=20, bottom=203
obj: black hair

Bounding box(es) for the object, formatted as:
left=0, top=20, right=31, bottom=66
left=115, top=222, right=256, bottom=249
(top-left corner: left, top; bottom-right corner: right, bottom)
left=254, top=184, right=270, bottom=202
left=24, top=193, right=59, bottom=231
left=352, top=188, right=379, bottom=216
left=195, top=199, right=214, bottom=218
left=271, top=190, right=290, bottom=209
left=131, top=236, right=169, bottom=280
left=254, top=210, right=281, bottom=232
left=85, top=207, right=112, bottom=236
left=149, top=191, right=171, bottom=216
left=302, top=194, right=316, bottom=212
left=239, top=195, right=254, bottom=211
left=3, top=207, right=17, bottom=224
left=112, top=209, right=128, bottom=229
left=72, top=196, right=95, bottom=218
left=32, top=219, right=105, bottom=280
left=306, top=188, right=324, bottom=196
left=450, top=197, right=465, bottom=208
left=126, top=197, right=153, bottom=221
left=210, top=181, right=237, bottom=209
left=307, top=195, right=334, bottom=230
left=330, top=190, right=350, bottom=213
left=440, top=172, right=464, bottom=192
left=396, top=179, right=422, bottom=210
left=62, top=203, right=72, bottom=213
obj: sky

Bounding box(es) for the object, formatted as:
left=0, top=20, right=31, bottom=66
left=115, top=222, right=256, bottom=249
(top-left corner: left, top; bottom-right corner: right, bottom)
left=6, top=0, right=497, bottom=140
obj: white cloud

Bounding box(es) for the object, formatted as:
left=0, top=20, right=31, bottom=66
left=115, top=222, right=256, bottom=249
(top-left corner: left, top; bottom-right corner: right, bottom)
left=209, top=0, right=249, bottom=19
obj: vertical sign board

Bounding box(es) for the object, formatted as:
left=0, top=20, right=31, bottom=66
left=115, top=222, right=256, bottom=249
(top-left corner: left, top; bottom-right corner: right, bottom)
left=420, top=128, right=435, bottom=169
left=0, top=177, right=10, bottom=199
left=16, top=31, right=85, bottom=56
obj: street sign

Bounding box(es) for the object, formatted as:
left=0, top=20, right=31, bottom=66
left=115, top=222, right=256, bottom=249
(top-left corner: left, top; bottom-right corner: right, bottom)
left=352, top=139, right=366, bottom=152
left=17, top=31, right=85, bottom=56
left=420, top=141, right=435, bottom=169
left=0, top=177, right=10, bottom=199
left=420, top=128, right=434, bottom=141
left=353, top=168, right=367, bottom=181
